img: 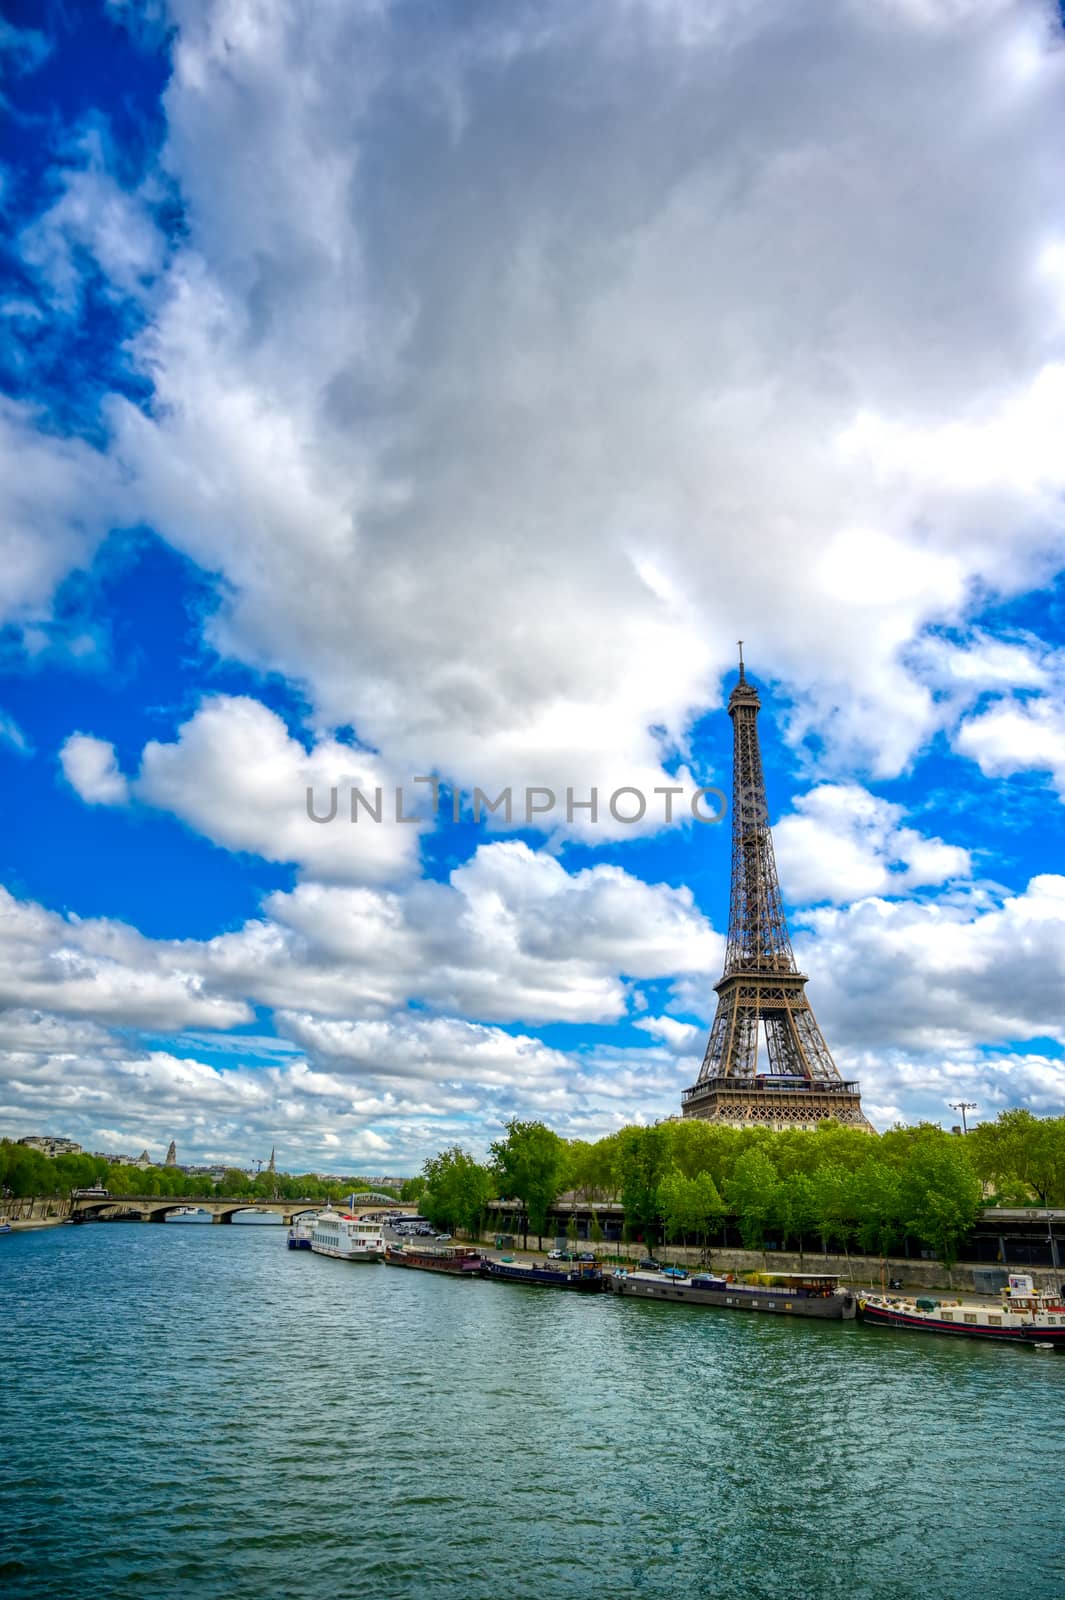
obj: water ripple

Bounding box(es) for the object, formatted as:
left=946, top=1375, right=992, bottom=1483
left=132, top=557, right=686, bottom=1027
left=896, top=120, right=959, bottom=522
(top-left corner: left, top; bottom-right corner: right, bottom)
left=2, top=1227, right=1063, bottom=1599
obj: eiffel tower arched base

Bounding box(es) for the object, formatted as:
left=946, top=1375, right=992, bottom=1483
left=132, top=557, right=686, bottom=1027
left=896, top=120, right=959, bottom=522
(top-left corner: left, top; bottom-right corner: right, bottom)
left=682, top=1075, right=874, bottom=1133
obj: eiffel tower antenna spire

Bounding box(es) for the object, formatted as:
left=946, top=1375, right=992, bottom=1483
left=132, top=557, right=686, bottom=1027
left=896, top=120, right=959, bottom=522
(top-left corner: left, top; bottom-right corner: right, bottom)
left=682, top=653, right=872, bottom=1131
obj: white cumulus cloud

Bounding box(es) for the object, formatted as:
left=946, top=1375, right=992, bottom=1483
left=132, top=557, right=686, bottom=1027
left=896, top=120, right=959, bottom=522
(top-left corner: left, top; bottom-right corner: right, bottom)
left=135, top=694, right=423, bottom=882
left=774, top=784, right=971, bottom=905
left=60, top=734, right=130, bottom=805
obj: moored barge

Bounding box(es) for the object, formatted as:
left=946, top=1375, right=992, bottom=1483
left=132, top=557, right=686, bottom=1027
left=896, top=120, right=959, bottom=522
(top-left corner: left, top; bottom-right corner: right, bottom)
left=385, top=1242, right=487, bottom=1275
left=858, top=1273, right=1065, bottom=1346
left=611, top=1269, right=856, bottom=1320
left=483, top=1257, right=607, bottom=1292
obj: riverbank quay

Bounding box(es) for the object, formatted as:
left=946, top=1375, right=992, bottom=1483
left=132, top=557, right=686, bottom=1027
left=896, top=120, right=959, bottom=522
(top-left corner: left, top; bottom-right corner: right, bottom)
left=2, top=1196, right=71, bottom=1224
left=7, top=1204, right=1060, bottom=1296
left=490, top=1199, right=1065, bottom=1273
left=468, top=1232, right=1064, bottom=1295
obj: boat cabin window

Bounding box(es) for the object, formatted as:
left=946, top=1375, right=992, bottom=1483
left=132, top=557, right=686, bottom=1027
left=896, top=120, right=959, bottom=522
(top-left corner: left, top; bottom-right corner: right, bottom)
left=988, top=1316, right=1001, bottom=1326
left=964, top=1314, right=977, bottom=1325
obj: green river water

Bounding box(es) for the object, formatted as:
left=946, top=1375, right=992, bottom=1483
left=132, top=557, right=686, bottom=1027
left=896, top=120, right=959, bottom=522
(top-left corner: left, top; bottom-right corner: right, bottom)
left=1, top=1223, right=1062, bottom=1600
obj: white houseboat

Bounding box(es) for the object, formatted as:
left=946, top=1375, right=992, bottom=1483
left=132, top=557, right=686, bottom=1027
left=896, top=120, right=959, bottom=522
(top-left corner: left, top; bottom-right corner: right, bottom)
left=310, top=1209, right=384, bottom=1263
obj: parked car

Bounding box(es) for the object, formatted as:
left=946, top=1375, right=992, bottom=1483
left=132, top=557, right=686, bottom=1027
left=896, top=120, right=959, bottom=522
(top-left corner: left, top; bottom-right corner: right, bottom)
left=661, top=1265, right=689, bottom=1280
left=637, top=1257, right=662, bottom=1272
left=435, top=1233, right=452, bottom=1242
left=576, top=1252, right=596, bottom=1263
left=547, top=1248, right=574, bottom=1260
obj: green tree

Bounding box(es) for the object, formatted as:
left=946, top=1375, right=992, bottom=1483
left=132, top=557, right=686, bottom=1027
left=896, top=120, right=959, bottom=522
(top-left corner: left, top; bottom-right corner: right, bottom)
left=658, top=1167, right=725, bottom=1249
left=490, top=1120, right=566, bottom=1248
left=771, top=1171, right=818, bottom=1267
left=400, top=1176, right=426, bottom=1203
left=0, top=1142, right=53, bottom=1198
left=899, top=1136, right=982, bottom=1273
left=809, top=1161, right=852, bottom=1261
left=726, top=1146, right=778, bottom=1251
left=657, top=1167, right=690, bottom=1245
left=969, top=1110, right=1065, bottom=1206
left=421, top=1147, right=494, bottom=1238
left=615, top=1125, right=670, bottom=1246
left=661, top=1119, right=736, bottom=1185
left=847, top=1159, right=902, bottom=1261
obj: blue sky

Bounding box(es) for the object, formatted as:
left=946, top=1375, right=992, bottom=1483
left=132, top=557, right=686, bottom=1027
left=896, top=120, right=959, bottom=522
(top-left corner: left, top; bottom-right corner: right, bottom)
left=2, top=0, right=1065, bottom=1173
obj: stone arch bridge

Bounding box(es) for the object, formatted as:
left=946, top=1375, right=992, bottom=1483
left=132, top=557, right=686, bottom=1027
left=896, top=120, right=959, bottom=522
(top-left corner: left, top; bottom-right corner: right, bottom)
left=71, top=1193, right=408, bottom=1225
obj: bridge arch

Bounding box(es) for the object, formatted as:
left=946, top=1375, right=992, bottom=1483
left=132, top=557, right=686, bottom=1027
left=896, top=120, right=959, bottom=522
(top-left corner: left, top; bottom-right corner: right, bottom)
left=69, top=1194, right=401, bottom=1225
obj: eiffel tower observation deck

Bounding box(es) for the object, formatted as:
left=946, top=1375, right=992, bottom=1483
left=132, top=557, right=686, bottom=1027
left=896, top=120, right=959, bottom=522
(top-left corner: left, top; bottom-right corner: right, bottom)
left=682, top=647, right=873, bottom=1132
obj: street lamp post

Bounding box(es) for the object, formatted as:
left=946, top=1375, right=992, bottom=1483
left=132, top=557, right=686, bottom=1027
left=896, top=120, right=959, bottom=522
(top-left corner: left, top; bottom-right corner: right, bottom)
left=949, top=1101, right=977, bottom=1135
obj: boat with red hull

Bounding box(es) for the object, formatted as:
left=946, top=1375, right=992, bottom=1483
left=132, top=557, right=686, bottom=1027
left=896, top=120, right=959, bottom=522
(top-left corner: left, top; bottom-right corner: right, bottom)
left=859, top=1274, right=1065, bottom=1347
left=384, top=1242, right=487, bottom=1275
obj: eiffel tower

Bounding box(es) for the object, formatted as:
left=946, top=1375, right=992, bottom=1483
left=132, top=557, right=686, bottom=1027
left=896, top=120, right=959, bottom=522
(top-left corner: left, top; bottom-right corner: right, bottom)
left=682, top=647, right=873, bottom=1131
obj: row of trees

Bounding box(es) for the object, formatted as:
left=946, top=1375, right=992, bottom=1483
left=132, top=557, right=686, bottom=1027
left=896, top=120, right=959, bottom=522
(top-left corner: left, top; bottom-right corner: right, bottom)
left=418, top=1110, right=1065, bottom=1267
left=0, top=1142, right=393, bottom=1207
left=966, top=1110, right=1065, bottom=1207
left=6, top=1108, right=1062, bottom=1267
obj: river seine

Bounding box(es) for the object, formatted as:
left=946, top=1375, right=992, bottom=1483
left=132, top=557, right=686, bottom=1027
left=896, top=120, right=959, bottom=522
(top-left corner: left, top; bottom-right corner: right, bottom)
left=2, top=1224, right=1062, bottom=1600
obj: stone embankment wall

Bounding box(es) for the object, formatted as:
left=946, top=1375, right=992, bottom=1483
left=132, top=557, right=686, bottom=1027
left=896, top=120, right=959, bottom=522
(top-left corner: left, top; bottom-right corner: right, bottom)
left=685, top=1248, right=1063, bottom=1294
left=5, top=1197, right=71, bottom=1223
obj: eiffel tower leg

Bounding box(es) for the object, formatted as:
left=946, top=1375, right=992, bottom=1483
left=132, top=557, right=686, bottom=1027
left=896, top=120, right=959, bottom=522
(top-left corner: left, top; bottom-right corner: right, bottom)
left=791, top=1006, right=839, bottom=1081
left=699, top=996, right=732, bottom=1078
left=700, top=993, right=764, bottom=1081
left=764, top=1014, right=804, bottom=1077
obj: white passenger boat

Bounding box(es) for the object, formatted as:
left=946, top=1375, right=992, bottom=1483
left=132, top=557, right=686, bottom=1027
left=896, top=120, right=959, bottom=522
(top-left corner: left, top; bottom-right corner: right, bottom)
left=310, top=1209, right=384, bottom=1262
left=287, top=1212, right=318, bottom=1250
left=858, top=1273, right=1065, bottom=1347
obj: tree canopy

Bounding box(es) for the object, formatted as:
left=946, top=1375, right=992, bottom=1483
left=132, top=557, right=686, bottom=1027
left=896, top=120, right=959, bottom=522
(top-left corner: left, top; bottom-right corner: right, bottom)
left=7, top=1106, right=1063, bottom=1268
left=420, top=1146, right=495, bottom=1236
left=489, top=1119, right=567, bottom=1244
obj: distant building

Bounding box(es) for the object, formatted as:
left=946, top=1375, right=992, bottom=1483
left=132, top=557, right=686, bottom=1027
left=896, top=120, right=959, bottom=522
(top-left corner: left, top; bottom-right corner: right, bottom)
left=133, top=1149, right=152, bottom=1169
left=266, top=1145, right=276, bottom=1174
left=18, top=1135, right=83, bottom=1158
left=164, top=1140, right=177, bottom=1167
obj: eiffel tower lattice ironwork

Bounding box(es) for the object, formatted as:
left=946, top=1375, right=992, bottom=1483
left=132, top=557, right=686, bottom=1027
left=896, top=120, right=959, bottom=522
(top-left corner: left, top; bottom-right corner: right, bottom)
left=682, top=647, right=873, bottom=1131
